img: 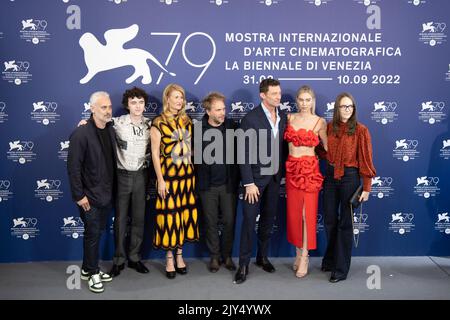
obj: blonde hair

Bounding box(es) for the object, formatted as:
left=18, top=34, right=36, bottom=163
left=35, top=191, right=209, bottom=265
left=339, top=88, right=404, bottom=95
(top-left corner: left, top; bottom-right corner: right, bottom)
left=161, top=83, right=191, bottom=126
left=296, top=85, right=316, bottom=115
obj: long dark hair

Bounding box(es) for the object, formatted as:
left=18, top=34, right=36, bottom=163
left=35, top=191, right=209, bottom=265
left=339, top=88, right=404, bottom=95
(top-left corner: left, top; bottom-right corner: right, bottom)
left=332, top=92, right=358, bottom=135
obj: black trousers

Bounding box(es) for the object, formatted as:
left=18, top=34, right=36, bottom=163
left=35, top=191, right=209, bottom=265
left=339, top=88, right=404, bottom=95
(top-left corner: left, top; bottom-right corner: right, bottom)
left=322, top=164, right=360, bottom=278
left=113, top=169, right=147, bottom=265
left=79, top=203, right=112, bottom=275
left=238, top=176, right=280, bottom=267
left=199, top=184, right=237, bottom=259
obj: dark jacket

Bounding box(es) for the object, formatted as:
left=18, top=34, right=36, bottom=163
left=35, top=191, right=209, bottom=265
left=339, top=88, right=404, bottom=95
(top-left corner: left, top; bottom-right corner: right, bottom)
left=238, top=104, right=287, bottom=187
left=194, top=115, right=240, bottom=193
left=67, top=117, right=118, bottom=207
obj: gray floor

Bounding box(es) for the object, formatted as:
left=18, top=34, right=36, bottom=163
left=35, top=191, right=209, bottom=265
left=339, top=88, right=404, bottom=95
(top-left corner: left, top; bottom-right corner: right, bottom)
left=0, top=257, right=449, bottom=300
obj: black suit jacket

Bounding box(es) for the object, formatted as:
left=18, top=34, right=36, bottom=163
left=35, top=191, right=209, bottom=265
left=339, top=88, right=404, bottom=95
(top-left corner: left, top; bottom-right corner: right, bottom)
left=238, top=104, right=287, bottom=187
left=67, top=117, right=118, bottom=207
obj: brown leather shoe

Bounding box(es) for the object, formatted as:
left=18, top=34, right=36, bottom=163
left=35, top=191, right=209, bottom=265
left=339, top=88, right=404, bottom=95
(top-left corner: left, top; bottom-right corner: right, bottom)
left=224, top=257, right=236, bottom=271
left=208, top=258, right=220, bottom=273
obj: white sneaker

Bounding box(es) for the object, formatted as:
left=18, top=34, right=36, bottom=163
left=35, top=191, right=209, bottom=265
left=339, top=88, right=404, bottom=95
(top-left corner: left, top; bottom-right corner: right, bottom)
left=98, top=270, right=112, bottom=282
left=81, top=269, right=113, bottom=282
left=88, top=274, right=104, bottom=293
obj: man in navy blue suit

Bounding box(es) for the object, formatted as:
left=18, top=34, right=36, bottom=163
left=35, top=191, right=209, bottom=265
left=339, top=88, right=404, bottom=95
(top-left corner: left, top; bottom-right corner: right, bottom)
left=234, top=78, right=287, bottom=284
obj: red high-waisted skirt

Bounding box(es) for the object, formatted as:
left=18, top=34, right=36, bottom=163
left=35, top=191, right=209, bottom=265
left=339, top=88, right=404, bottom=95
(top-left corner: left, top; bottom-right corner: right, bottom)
left=285, top=155, right=323, bottom=249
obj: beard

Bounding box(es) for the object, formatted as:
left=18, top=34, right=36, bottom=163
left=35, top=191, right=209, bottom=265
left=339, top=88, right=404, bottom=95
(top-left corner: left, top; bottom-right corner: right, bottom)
left=211, top=116, right=224, bottom=125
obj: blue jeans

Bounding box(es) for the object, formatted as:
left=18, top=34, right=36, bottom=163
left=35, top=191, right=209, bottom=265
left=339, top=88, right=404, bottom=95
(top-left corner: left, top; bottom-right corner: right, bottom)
left=79, top=203, right=112, bottom=275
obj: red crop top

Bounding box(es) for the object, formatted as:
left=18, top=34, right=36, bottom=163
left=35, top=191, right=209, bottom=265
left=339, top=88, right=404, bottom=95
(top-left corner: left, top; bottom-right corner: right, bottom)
left=284, top=118, right=320, bottom=147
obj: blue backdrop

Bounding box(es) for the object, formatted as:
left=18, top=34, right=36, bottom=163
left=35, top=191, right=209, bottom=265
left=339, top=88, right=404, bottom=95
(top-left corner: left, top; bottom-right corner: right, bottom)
left=1, top=0, right=449, bottom=262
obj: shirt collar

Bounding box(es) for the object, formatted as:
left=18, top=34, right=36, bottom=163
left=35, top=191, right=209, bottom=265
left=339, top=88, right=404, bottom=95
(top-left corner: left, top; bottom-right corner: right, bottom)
left=261, top=102, right=279, bottom=118
left=125, top=114, right=145, bottom=125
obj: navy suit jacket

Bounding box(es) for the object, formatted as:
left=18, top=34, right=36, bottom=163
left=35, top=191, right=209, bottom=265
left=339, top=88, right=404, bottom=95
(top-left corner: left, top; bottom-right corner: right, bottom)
left=238, top=104, right=287, bottom=188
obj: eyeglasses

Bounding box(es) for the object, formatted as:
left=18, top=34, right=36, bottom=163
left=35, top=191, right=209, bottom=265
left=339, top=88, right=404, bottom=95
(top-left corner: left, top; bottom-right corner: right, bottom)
left=338, top=105, right=354, bottom=111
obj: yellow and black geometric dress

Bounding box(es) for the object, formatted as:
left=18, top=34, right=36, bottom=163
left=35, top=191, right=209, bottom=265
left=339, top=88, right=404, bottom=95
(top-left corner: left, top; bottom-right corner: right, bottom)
left=151, top=115, right=199, bottom=250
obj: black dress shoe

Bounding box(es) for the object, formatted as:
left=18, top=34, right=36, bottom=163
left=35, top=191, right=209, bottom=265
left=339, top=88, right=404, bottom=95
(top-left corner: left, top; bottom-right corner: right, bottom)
left=233, top=265, right=248, bottom=284
left=329, top=275, right=347, bottom=283
left=109, top=263, right=125, bottom=277
left=128, top=260, right=149, bottom=274
left=255, top=258, right=276, bottom=273
left=224, top=257, right=237, bottom=271
left=175, top=253, right=187, bottom=275
left=208, top=258, right=220, bottom=273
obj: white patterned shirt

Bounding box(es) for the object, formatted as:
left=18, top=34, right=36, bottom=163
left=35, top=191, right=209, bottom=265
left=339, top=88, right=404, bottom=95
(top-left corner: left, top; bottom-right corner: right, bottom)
left=112, top=114, right=151, bottom=171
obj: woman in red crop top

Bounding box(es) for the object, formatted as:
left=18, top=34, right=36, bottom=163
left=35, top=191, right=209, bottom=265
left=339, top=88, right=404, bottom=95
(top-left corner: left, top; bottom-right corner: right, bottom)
left=284, top=85, right=327, bottom=278
left=322, top=92, right=376, bottom=283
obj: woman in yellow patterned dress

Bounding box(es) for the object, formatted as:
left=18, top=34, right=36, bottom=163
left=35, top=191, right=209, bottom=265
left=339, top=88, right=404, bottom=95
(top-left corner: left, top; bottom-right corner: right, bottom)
left=150, top=83, right=199, bottom=279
